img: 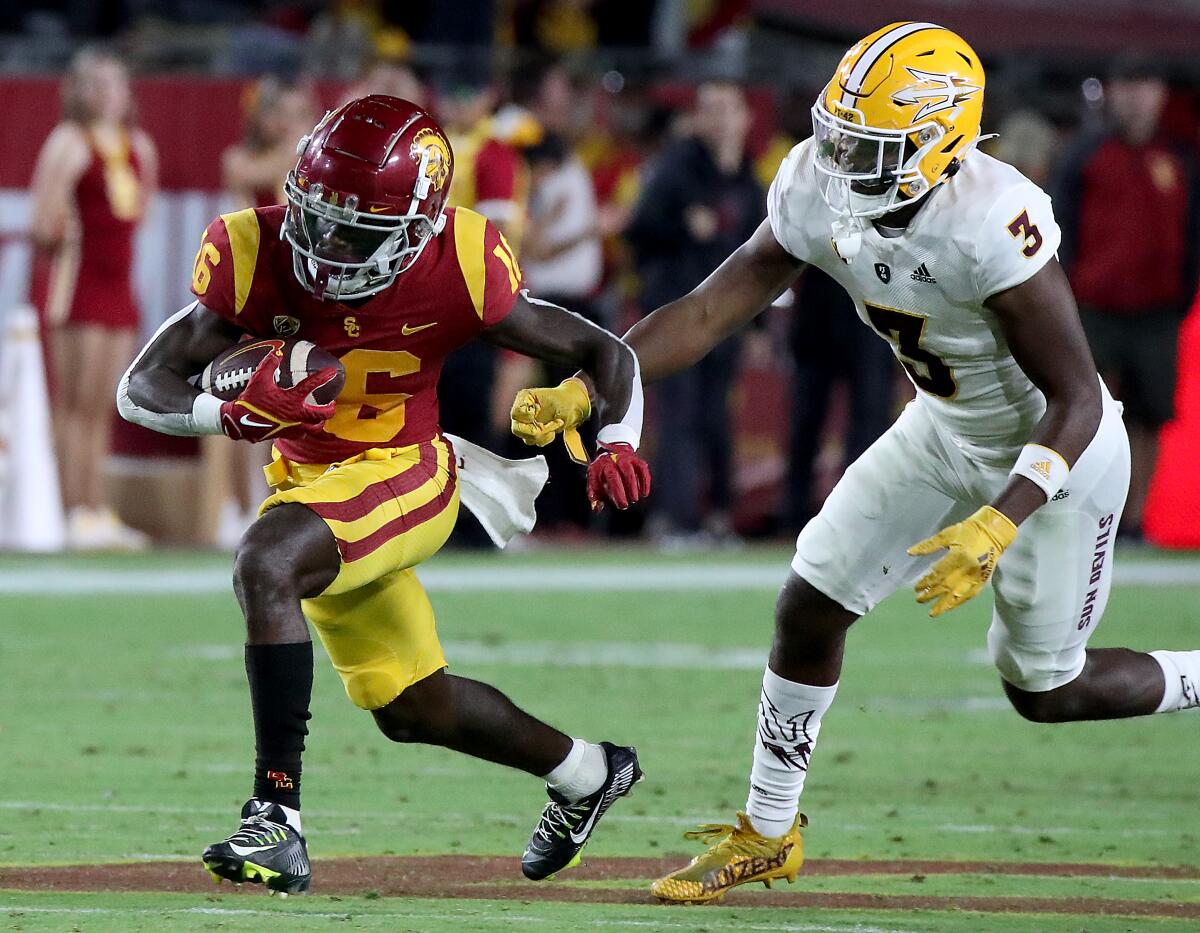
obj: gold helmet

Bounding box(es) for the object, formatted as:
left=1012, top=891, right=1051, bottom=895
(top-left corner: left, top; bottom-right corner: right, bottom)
left=812, top=21, right=985, bottom=222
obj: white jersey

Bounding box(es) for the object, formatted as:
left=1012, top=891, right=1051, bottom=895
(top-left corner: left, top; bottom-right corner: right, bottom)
left=768, top=139, right=1062, bottom=464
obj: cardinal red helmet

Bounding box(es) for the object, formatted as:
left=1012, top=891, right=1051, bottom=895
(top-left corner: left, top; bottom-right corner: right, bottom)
left=282, top=95, right=455, bottom=300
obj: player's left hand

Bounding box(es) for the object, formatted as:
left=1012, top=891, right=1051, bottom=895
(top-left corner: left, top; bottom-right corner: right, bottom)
left=907, top=505, right=1018, bottom=618
left=510, top=377, right=591, bottom=464
left=587, top=442, right=651, bottom=512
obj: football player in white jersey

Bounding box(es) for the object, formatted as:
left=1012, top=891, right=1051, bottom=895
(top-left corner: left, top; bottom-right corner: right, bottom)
left=511, top=21, right=1200, bottom=902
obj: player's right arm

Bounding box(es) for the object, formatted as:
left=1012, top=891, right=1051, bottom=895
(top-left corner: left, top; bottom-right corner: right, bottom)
left=118, top=209, right=333, bottom=441
left=623, top=219, right=804, bottom=383
left=117, top=300, right=334, bottom=442
left=116, top=300, right=243, bottom=436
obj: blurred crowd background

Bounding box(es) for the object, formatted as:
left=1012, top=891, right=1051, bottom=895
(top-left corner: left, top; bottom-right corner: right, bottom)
left=2, top=0, right=1200, bottom=552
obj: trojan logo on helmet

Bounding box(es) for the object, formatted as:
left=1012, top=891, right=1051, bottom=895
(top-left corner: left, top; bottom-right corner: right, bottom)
left=811, top=21, right=986, bottom=236
left=410, top=126, right=452, bottom=194
left=281, top=95, right=457, bottom=301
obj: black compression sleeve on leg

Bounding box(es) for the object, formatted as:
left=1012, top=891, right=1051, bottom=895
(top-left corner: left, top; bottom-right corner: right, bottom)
left=246, top=641, right=313, bottom=810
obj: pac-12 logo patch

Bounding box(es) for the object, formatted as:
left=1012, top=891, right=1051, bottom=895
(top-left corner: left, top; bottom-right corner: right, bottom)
left=273, top=315, right=300, bottom=336
left=874, top=263, right=891, bottom=283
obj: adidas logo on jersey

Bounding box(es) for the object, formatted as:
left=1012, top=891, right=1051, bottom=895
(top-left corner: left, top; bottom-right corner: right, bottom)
left=910, top=263, right=937, bottom=284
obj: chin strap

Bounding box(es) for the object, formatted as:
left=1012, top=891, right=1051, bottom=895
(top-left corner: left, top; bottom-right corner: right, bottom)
left=831, top=216, right=863, bottom=261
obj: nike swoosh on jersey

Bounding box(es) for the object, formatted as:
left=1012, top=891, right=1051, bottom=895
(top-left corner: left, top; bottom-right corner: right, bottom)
left=401, top=322, right=438, bottom=335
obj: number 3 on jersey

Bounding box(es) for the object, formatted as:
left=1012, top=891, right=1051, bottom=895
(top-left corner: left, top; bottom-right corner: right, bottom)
left=865, top=303, right=957, bottom=399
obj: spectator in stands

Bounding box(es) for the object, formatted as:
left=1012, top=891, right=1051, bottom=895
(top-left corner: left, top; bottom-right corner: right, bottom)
left=1053, top=54, right=1200, bottom=541
left=782, top=268, right=896, bottom=533
left=521, top=133, right=605, bottom=529
left=223, top=76, right=316, bottom=208
left=441, top=77, right=538, bottom=245
left=751, top=87, right=898, bottom=532
left=990, top=109, right=1060, bottom=187
left=344, top=59, right=426, bottom=106
left=755, top=85, right=811, bottom=191
left=29, top=48, right=157, bottom=549
left=625, top=80, right=763, bottom=544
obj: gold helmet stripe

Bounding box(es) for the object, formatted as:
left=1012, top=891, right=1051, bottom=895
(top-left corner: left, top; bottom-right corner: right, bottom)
left=838, top=21, right=943, bottom=107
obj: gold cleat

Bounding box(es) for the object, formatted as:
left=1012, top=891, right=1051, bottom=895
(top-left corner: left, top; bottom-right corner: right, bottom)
left=651, top=812, right=806, bottom=904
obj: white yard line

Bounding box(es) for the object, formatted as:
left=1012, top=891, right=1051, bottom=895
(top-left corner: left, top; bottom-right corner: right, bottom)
left=0, top=904, right=924, bottom=932
left=171, top=639, right=770, bottom=670
left=2, top=559, right=1198, bottom=595
left=0, top=799, right=1186, bottom=838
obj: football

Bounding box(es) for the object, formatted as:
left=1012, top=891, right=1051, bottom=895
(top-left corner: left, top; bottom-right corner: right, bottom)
left=196, top=338, right=345, bottom=404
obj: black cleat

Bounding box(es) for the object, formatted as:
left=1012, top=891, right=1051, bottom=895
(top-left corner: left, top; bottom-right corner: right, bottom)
left=521, top=742, right=643, bottom=880
left=202, top=799, right=311, bottom=896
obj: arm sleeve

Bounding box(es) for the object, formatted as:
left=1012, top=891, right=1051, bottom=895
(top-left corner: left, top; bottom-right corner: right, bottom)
left=115, top=303, right=225, bottom=436
left=766, top=139, right=815, bottom=262
left=974, top=181, right=1063, bottom=304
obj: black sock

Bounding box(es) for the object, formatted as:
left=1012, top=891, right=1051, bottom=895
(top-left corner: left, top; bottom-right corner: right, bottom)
left=245, top=642, right=313, bottom=810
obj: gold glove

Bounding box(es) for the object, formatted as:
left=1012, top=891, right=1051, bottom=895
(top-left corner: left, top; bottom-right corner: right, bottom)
left=907, top=505, right=1018, bottom=618
left=510, top=377, right=591, bottom=464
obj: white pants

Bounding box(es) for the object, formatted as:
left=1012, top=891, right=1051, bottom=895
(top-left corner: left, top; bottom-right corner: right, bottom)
left=793, top=391, right=1130, bottom=692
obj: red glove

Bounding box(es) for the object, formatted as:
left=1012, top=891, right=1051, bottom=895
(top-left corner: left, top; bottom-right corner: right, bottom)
left=586, top=442, right=651, bottom=511
left=219, top=352, right=338, bottom=443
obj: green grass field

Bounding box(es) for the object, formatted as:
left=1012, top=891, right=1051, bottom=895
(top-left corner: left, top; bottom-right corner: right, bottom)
left=2, top=547, right=1199, bottom=931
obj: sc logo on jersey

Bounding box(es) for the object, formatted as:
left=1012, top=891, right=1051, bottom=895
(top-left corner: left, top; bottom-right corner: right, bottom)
left=874, top=263, right=891, bottom=284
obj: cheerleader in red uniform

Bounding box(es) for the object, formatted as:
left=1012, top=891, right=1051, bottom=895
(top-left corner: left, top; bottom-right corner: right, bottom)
left=29, top=49, right=158, bottom=548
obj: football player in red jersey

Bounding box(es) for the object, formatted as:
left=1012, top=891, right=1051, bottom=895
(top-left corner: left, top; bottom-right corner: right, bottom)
left=117, top=96, right=650, bottom=893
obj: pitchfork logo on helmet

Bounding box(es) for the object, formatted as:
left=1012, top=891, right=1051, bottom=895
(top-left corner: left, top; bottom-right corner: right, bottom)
left=891, top=68, right=982, bottom=122
left=812, top=22, right=986, bottom=226
left=282, top=95, right=455, bottom=301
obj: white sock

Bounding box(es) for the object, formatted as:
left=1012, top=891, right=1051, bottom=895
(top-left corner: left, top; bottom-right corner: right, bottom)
left=1151, top=650, right=1200, bottom=712
left=543, top=739, right=607, bottom=802
left=746, top=668, right=838, bottom=838
left=251, top=799, right=302, bottom=834
left=278, top=802, right=302, bottom=834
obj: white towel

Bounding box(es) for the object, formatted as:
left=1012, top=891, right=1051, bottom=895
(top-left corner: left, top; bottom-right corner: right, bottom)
left=443, top=433, right=549, bottom=548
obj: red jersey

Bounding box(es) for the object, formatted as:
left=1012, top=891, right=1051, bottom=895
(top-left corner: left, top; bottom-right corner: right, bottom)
left=190, top=204, right=523, bottom=464
left=66, top=129, right=143, bottom=329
